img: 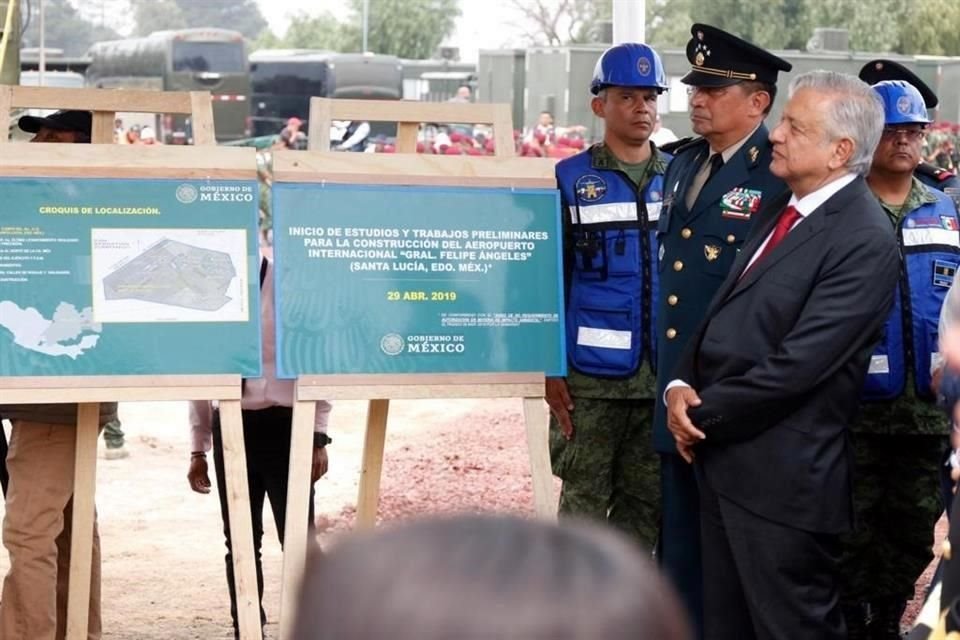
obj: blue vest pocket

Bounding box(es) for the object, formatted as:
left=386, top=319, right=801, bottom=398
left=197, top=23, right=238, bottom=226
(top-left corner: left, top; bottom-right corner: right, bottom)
left=568, top=299, right=638, bottom=376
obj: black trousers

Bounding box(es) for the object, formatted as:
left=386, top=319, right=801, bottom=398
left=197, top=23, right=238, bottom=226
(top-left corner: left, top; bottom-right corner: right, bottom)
left=698, top=469, right=846, bottom=640
left=212, top=407, right=316, bottom=634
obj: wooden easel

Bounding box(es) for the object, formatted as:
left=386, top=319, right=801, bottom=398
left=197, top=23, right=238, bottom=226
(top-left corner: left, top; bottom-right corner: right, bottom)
left=0, top=86, right=263, bottom=640
left=273, top=99, right=558, bottom=640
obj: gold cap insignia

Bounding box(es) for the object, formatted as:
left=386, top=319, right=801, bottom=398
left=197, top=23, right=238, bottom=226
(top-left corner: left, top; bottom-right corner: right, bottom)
left=695, top=52, right=705, bottom=67
left=704, top=244, right=721, bottom=262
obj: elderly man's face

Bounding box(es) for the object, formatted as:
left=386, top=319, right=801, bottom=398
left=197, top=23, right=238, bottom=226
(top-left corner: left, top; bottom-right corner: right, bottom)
left=30, top=127, right=82, bottom=143
left=769, top=88, right=845, bottom=196
left=687, top=83, right=754, bottom=140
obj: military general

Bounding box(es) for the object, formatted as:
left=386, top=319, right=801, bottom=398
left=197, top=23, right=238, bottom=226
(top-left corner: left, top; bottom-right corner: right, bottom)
left=653, top=24, right=791, bottom=635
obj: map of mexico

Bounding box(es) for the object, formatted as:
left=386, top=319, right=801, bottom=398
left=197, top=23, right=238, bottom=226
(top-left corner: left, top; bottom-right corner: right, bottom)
left=0, top=300, right=101, bottom=359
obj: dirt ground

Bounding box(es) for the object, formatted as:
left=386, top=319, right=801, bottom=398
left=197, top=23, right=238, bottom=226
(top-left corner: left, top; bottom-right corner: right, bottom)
left=0, top=399, right=943, bottom=638
left=0, top=397, right=546, bottom=639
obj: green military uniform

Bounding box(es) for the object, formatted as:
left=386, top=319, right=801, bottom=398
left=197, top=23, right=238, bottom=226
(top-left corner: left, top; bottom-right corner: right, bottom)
left=549, top=143, right=666, bottom=549
left=842, top=178, right=950, bottom=636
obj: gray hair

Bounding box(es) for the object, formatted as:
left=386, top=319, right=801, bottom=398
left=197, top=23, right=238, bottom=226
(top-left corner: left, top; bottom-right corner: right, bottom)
left=788, top=70, right=884, bottom=176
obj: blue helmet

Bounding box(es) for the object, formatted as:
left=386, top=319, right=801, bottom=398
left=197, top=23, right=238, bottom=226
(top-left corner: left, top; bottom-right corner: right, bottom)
left=872, top=80, right=931, bottom=126
left=590, top=43, right=668, bottom=95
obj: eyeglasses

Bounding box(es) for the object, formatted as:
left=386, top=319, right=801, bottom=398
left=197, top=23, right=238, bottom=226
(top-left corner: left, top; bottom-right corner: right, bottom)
left=686, top=85, right=734, bottom=99
left=881, top=127, right=926, bottom=142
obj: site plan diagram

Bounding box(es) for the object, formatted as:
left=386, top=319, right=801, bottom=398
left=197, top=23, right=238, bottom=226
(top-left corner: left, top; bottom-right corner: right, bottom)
left=91, top=229, right=248, bottom=323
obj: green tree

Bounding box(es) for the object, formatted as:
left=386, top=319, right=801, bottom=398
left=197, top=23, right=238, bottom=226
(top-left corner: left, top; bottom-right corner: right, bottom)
left=806, top=0, right=904, bottom=53
left=646, top=0, right=693, bottom=48
left=894, top=0, right=960, bottom=55
left=261, top=0, right=459, bottom=58
left=349, top=0, right=460, bottom=58
left=173, top=0, right=268, bottom=40
left=691, top=0, right=812, bottom=51
left=270, top=11, right=358, bottom=51
left=22, top=0, right=120, bottom=56
left=131, top=0, right=186, bottom=36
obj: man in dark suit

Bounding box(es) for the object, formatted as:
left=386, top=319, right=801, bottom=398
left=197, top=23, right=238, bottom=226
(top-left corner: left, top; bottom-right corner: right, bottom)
left=654, top=24, right=791, bottom=633
left=665, top=71, right=901, bottom=639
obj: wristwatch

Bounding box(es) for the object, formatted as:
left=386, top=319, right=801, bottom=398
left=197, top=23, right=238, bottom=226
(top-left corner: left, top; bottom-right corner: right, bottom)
left=314, top=432, right=332, bottom=448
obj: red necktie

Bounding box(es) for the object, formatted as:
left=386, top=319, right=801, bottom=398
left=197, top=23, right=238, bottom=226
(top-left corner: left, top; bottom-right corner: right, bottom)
left=741, top=205, right=803, bottom=278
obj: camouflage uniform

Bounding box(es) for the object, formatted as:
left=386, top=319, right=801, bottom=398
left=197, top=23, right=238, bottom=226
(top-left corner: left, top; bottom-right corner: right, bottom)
left=841, top=179, right=949, bottom=636
left=549, top=144, right=664, bottom=549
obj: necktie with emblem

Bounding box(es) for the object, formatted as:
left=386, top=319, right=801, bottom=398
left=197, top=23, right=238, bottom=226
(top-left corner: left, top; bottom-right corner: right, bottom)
left=740, top=205, right=803, bottom=279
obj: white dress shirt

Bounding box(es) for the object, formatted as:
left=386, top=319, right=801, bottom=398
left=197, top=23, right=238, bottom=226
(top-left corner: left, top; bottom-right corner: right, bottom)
left=189, top=257, right=331, bottom=452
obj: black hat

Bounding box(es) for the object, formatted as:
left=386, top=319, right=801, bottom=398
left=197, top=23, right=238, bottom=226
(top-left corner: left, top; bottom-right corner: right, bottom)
left=18, top=110, right=92, bottom=136
left=682, top=24, right=792, bottom=87
left=859, top=59, right=938, bottom=109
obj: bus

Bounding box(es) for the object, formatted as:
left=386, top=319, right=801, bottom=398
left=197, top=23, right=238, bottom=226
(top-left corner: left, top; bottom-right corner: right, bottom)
left=86, top=28, right=250, bottom=143
left=249, top=50, right=403, bottom=137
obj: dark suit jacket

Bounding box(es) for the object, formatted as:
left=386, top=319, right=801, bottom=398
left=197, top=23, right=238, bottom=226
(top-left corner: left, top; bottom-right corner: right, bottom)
left=673, top=176, right=900, bottom=534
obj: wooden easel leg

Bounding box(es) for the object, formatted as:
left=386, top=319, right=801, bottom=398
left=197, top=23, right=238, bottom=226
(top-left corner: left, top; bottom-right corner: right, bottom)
left=65, top=402, right=99, bottom=640
left=355, top=399, right=390, bottom=529
left=522, top=397, right=557, bottom=521
left=218, top=400, right=263, bottom=640
left=278, top=400, right=317, bottom=640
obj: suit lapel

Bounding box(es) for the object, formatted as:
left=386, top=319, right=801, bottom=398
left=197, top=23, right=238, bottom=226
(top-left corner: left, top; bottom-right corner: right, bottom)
left=730, top=210, right=826, bottom=293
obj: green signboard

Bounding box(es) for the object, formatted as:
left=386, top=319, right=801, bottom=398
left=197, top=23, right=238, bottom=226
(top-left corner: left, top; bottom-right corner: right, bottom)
left=273, top=183, right=565, bottom=377
left=0, top=177, right=261, bottom=376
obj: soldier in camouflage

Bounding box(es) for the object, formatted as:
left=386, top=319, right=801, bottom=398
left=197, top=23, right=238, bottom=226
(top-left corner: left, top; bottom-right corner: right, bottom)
left=548, top=43, right=671, bottom=548
left=840, top=80, right=960, bottom=639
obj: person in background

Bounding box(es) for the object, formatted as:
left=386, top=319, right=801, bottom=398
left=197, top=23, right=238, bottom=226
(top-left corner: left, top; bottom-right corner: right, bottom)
left=0, top=109, right=111, bottom=640
left=448, top=85, right=472, bottom=103
left=650, top=114, right=678, bottom=147
left=188, top=252, right=331, bottom=640
left=859, top=59, right=960, bottom=192
left=139, top=126, right=158, bottom=145
left=102, top=418, right=127, bottom=459
left=331, top=119, right=371, bottom=152
left=293, top=514, right=692, bottom=640
left=840, top=79, right=959, bottom=639
left=278, top=117, right=305, bottom=151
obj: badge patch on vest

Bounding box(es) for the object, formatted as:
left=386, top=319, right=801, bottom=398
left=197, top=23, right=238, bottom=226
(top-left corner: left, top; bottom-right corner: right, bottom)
left=704, top=244, right=721, bottom=261
left=907, top=216, right=941, bottom=228
left=942, top=216, right=960, bottom=231
left=720, top=188, right=762, bottom=220
left=575, top=174, right=607, bottom=202
left=933, top=259, right=957, bottom=288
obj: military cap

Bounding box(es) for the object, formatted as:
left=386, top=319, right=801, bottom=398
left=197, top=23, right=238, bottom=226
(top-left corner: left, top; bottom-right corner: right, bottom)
left=858, top=59, right=938, bottom=109
left=682, top=24, right=792, bottom=87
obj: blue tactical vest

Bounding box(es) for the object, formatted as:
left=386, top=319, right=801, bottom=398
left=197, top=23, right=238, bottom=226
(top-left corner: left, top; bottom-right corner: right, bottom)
left=863, top=190, right=960, bottom=401
left=555, top=147, right=667, bottom=377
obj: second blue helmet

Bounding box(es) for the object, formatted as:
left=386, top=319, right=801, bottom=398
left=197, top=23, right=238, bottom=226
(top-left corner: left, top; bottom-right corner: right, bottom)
left=590, top=43, right=668, bottom=95
left=872, top=80, right=931, bottom=126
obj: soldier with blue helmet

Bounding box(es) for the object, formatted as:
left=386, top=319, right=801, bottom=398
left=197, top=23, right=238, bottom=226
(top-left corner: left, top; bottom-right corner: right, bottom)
left=547, top=42, right=670, bottom=550
left=652, top=24, right=791, bottom=636
left=860, top=59, right=960, bottom=192
left=839, top=79, right=960, bottom=639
